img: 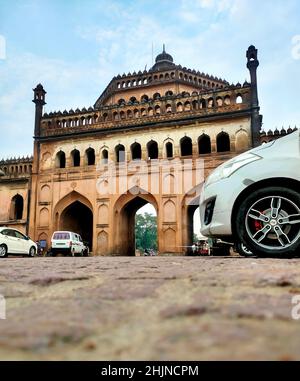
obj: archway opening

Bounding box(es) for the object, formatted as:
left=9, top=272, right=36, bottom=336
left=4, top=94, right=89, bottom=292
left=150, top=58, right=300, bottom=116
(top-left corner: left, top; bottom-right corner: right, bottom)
left=56, top=151, right=66, bottom=168
left=115, top=144, right=125, bottom=162
left=165, top=142, right=173, bottom=158
left=117, top=195, right=158, bottom=256
left=10, top=194, right=24, bottom=220
left=71, top=149, right=80, bottom=167
left=198, top=134, right=211, bottom=155
left=217, top=132, right=230, bottom=152
left=187, top=204, right=199, bottom=250
left=147, top=140, right=158, bottom=160
left=180, top=136, right=193, bottom=156
left=86, top=148, right=95, bottom=166
left=135, top=203, right=158, bottom=256
left=131, top=142, right=142, bottom=160
left=60, top=201, right=93, bottom=251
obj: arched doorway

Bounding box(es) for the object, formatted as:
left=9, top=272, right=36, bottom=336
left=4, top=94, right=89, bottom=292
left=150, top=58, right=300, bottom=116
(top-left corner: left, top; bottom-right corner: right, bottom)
left=114, top=190, right=158, bottom=256
left=60, top=201, right=93, bottom=250
left=54, top=192, right=94, bottom=251
left=135, top=203, right=157, bottom=256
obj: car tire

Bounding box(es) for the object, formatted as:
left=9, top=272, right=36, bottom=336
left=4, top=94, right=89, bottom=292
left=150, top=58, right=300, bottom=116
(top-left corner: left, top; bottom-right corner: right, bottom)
left=0, top=244, right=8, bottom=258
left=235, top=242, right=255, bottom=257
left=29, top=246, right=36, bottom=257
left=235, top=186, right=300, bottom=258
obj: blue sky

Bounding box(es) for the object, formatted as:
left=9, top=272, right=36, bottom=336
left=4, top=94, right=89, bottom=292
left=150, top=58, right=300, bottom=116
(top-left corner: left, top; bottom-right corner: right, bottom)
left=0, top=0, right=300, bottom=158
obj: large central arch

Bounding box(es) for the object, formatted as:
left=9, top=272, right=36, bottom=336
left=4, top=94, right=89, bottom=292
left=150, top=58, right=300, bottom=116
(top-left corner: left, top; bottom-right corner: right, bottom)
left=53, top=191, right=94, bottom=251
left=114, top=188, right=158, bottom=256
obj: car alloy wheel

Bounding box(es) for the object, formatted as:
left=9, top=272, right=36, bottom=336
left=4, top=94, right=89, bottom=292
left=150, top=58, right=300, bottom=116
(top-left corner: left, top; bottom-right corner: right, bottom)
left=0, top=244, right=7, bottom=258
left=245, top=195, right=300, bottom=251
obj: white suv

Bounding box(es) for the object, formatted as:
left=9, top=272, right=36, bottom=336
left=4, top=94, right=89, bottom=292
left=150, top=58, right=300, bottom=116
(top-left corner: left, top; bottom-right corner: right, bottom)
left=200, top=130, right=300, bottom=257
left=49, top=231, right=89, bottom=257
left=0, top=227, right=37, bottom=258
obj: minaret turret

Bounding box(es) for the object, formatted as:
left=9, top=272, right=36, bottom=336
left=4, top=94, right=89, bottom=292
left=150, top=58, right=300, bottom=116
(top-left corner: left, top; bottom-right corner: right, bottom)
left=246, top=45, right=262, bottom=147
left=32, top=83, right=46, bottom=137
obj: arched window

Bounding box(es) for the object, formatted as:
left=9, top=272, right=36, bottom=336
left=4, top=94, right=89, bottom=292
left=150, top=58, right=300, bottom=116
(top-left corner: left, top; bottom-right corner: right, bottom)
left=224, top=95, right=231, bottom=105
left=184, top=101, right=191, bottom=111
left=217, top=132, right=230, bottom=152
left=216, top=97, right=223, bottom=107
left=134, top=109, right=139, bottom=118
left=148, top=107, right=154, bottom=116
left=198, top=134, right=211, bottom=155
left=180, top=136, right=193, bottom=156
left=236, top=94, right=243, bottom=104
left=155, top=105, right=161, bottom=115
left=192, top=100, right=198, bottom=110
left=165, top=142, right=173, bottom=158
left=141, top=108, right=147, bottom=117
left=153, top=93, right=161, bottom=100
left=10, top=194, right=24, bottom=220
left=208, top=97, right=214, bottom=108
left=177, top=102, right=183, bottom=112
left=115, top=144, right=125, bottom=162
left=200, top=99, right=206, bottom=109
left=147, top=140, right=158, bottom=160
left=165, top=90, right=173, bottom=97
left=166, top=104, right=172, bottom=113
left=141, top=94, right=149, bottom=102
left=101, top=149, right=108, bottom=164
left=127, top=110, right=133, bottom=118
left=103, top=113, right=108, bottom=122
left=113, top=112, right=119, bottom=121
left=130, top=96, right=137, bottom=103
left=71, top=149, right=80, bottom=167
left=131, top=142, right=142, bottom=160
left=56, top=151, right=66, bottom=168
left=120, top=111, right=125, bottom=119
left=85, top=148, right=95, bottom=166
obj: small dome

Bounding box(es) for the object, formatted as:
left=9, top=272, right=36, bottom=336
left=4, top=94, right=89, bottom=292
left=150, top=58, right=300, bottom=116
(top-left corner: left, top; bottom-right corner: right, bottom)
left=151, top=45, right=175, bottom=71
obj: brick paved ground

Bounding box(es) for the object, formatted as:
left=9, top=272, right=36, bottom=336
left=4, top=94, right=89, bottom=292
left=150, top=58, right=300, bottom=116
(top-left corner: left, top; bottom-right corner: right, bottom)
left=0, top=256, right=300, bottom=360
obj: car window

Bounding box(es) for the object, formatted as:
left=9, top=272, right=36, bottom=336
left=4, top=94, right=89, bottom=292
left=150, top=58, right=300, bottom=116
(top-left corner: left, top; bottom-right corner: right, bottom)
left=1, top=229, right=11, bottom=236
left=15, top=231, right=26, bottom=239
left=53, top=232, right=70, bottom=240
left=78, top=235, right=83, bottom=242
left=5, top=229, right=17, bottom=238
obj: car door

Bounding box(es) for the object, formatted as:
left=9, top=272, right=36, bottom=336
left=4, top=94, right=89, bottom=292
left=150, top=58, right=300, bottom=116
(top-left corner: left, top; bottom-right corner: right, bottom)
left=13, top=230, right=29, bottom=254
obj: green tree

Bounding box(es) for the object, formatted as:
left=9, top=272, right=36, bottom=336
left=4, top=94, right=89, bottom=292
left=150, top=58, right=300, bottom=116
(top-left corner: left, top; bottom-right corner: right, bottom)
left=135, top=212, right=157, bottom=252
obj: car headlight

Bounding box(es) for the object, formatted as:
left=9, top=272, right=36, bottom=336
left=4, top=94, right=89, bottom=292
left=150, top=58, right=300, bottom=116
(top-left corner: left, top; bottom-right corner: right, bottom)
left=205, top=153, right=261, bottom=186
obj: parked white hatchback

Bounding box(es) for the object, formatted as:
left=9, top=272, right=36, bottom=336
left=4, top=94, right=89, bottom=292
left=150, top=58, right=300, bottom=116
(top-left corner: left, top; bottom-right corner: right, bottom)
left=0, top=227, right=37, bottom=258
left=200, top=130, right=300, bottom=257
left=49, top=231, right=88, bottom=257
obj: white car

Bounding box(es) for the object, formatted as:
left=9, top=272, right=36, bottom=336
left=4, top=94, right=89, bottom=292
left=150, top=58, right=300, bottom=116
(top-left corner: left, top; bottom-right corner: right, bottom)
left=49, top=231, right=89, bottom=257
left=200, top=130, right=300, bottom=257
left=0, top=227, right=37, bottom=258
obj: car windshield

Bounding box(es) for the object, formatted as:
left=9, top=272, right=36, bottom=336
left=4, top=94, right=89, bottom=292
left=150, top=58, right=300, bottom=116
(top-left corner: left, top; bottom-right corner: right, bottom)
left=53, top=232, right=70, bottom=240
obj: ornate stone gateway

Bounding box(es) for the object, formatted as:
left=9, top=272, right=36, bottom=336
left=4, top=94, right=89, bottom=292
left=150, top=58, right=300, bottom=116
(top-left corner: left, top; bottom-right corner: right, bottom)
left=0, top=46, right=268, bottom=255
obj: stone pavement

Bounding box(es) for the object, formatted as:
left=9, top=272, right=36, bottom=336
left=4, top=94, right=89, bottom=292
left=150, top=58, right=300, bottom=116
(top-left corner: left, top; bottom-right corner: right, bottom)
left=0, top=256, right=300, bottom=360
